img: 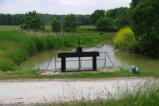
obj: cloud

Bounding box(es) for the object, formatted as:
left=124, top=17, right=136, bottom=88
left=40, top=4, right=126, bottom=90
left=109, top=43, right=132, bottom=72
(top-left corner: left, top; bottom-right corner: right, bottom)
left=0, top=0, right=131, bottom=14
left=57, top=0, right=97, bottom=6
left=0, top=0, right=5, bottom=4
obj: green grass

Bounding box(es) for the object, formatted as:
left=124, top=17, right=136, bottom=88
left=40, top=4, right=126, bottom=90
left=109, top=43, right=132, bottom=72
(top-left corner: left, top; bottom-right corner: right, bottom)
left=0, top=28, right=115, bottom=71
left=0, top=69, right=158, bottom=80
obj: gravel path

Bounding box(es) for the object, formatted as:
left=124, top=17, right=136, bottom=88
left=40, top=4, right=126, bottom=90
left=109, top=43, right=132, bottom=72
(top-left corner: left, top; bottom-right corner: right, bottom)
left=0, top=78, right=152, bottom=105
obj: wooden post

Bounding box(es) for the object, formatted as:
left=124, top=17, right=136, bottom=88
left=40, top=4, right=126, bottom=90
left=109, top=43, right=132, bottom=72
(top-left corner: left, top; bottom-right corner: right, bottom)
left=61, top=57, right=66, bottom=72
left=78, top=56, right=81, bottom=72
left=93, top=56, right=97, bottom=70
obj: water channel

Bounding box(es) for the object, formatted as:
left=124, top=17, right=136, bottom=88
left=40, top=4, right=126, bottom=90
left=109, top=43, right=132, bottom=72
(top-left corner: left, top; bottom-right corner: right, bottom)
left=20, top=44, right=159, bottom=71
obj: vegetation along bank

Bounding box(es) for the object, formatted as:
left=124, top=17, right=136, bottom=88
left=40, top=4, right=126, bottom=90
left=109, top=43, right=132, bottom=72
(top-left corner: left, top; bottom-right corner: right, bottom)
left=0, top=29, right=114, bottom=71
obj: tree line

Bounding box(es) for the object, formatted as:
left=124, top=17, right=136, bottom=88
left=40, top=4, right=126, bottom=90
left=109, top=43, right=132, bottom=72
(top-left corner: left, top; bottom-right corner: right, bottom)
left=0, top=14, right=23, bottom=25
left=0, top=13, right=90, bottom=26
left=90, top=7, right=130, bottom=32
left=20, top=11, right=79, bottom=32
left=0, top=7, right=130, bottom=31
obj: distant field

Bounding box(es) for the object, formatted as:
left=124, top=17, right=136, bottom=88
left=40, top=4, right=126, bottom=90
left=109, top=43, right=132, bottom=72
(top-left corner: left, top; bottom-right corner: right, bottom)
left=0, top=25, right=20, bottom=31
left=0, top=25, right=49, bottom=31
left=77, top=25, right=96, bottom=32
left=0, top=25, right=96, bottom=32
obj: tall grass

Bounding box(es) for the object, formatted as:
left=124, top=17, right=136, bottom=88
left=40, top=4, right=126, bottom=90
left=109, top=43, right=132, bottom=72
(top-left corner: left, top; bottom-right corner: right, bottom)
left=0, top=30, right=115, bottom=71
left=32, top=80, right=159, bottom=106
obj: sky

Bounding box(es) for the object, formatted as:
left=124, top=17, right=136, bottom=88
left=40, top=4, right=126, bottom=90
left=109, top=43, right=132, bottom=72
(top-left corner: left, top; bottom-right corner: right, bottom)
left=0, top=0, right=131, bottom=14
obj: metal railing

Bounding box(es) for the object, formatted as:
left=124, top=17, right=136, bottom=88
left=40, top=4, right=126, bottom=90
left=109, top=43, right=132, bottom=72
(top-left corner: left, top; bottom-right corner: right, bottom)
left=46, top=52, right=114, bottom=71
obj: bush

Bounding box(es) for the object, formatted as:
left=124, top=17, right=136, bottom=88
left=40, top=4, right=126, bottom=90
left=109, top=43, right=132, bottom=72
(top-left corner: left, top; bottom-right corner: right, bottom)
left=114, top=27, right=136, bottom=51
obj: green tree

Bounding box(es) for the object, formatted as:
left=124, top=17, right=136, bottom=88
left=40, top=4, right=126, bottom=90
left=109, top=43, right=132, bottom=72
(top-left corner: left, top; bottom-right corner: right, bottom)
left=90, top=10, right=105, bottom=25
left=13, top=14, right=23, bottom=25
left=95, top=18, right=115, bottom=31
left=106, top=7, right=130, bottom=29
left=130, top=0, right=159, bottom=56
left=21, top=11, right=44, bottom=32
left=51, top=18, right=61, bottom=33
left=77, top=15, right=90, bottom=25
left=63, top=14, right=78, bottom=32
left=0, top=14, right=13, bottom=25
left=130, top=0, right=142, bottom=8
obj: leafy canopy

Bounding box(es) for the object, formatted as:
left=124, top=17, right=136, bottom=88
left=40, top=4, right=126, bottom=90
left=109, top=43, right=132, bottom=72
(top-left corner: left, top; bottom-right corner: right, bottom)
left=95, top=18, right=114, bottom=32
left=130, top=0, right=159, bottom=56
left=63, top=14, right=78, bottom=32
left=21, top=11, right=44, bottom=32
left=90, top=10, right=105, bottom=25
left=51, top=18, right=61, bottom=33
left=106, top=7, right=130, bottom=29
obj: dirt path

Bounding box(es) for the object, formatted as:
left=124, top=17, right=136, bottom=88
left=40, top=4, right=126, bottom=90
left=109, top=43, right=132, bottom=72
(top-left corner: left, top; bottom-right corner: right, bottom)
left=0, top=78, right=152, bottom=105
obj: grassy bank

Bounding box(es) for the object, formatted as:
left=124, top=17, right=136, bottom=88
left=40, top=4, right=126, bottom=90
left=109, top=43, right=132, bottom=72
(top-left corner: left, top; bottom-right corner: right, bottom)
left=0, top=69, right=158, bottom=80
left=0, top=29, right=115, bottom=71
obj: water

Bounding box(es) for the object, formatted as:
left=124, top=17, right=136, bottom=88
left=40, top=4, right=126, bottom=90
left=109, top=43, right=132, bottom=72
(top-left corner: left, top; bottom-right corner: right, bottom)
left=20, top=44, right=159, bottom=71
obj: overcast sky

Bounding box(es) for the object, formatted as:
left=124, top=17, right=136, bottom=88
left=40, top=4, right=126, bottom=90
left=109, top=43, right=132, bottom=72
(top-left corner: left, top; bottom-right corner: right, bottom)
left=0, top=0, right=131, bottom=14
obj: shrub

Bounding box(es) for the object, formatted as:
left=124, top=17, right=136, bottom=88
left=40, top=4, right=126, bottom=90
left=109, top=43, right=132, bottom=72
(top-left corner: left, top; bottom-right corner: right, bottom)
left=114, top=27, right=136, bottom=51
